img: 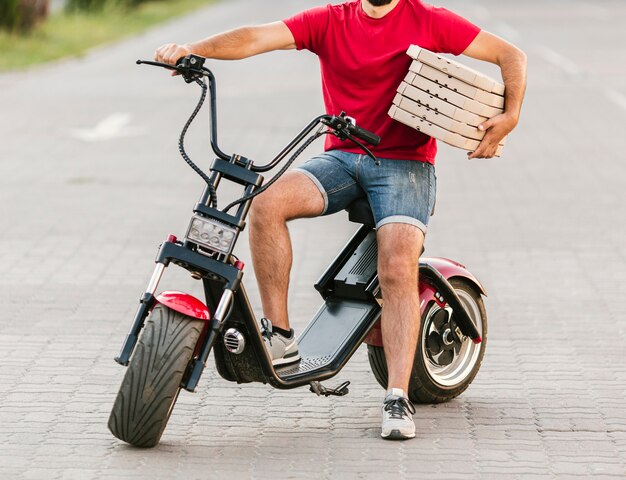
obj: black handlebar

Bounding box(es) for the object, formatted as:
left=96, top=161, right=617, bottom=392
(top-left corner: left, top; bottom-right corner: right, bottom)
left=137, top=55, right=208, bottom=83
left=347, top=123, right=381, bottom=146
left=137, top=55, right=382, bottom=176
left=321, top=112, right=381, bottom=147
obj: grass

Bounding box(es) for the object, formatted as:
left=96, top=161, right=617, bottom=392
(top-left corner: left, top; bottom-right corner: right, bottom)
left=0, top=0, right=216, bottom=71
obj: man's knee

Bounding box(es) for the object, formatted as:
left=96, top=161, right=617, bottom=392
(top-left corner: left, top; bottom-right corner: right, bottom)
left=250, top=171, right=324, bottom=226
left=250, top=188, right=285, bottom=225
left=378, top=253, right=418, bottom=294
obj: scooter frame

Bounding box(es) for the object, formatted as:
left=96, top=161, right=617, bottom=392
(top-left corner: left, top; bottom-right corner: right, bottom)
left=113, top=56, right=484, bottom=395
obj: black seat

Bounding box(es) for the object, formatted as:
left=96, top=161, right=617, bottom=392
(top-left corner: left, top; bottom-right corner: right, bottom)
left=346, top=198, right=375, bottom=227
left=345, top=198, right=426, bottom=255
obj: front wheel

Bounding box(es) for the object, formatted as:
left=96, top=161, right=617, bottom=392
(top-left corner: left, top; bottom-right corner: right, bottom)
left=108, top=305, right=204, bottom=447
left=367, top=278, right=487, bottom=404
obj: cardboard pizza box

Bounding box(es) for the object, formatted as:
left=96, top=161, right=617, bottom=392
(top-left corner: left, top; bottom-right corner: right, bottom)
left=405, top=71, right=503, bottom=118
left=392, top=94, right=507, bottom=146
left=396, top=81, right=488, bottom=127
left=393, top=93, right=485, bottom=141
left=406, top=45, right=506, bottom=96
left=409, top=60, right=505, bottom=109
left=388, top=105, right=504, bottom=156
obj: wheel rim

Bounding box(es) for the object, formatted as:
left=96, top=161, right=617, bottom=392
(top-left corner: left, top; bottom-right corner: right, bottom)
left=421, top=289, right=483, bottom=387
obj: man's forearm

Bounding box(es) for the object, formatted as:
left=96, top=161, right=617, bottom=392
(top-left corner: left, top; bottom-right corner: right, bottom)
left=462, top=31, right=527, bottom=158
left=186, top=27, right=258, bottom=60
left=498, top=48, right=527, bottom=124
left=155, top=22, right=295, bottom=66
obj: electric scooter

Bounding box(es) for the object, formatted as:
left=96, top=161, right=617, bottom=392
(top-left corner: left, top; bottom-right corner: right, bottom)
left=108, top=55, right=487, bottom=448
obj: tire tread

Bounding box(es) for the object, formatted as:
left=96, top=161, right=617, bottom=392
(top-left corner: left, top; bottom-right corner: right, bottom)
left=108, top=305, right=203, bottom=448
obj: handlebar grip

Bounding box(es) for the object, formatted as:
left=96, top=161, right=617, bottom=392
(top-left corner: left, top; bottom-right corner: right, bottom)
left=348, top=124, right=381, bottom=146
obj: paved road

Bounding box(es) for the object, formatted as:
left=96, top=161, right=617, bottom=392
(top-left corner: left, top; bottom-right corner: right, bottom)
left=1, top=0, right=626, bottom=478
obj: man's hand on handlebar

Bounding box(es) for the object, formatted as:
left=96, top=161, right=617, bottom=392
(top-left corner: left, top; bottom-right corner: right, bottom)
left=155, top=43, right=193, bottom=74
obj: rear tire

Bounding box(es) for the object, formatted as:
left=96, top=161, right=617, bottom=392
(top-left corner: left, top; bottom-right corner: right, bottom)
left=108, top=305, right=204, bottom=448
left=368, top=278, right=487, bottom=404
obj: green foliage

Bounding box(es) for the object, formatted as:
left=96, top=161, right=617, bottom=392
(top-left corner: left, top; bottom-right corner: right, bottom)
left=65, top=0, right=107, bottom=12
left=0, top=0, right=49, bottom=32
left=0, top=0, right=20, bottom=31
left=0, top=0, right=215, bottom=70
left=65, top=0, right=161, bottom=13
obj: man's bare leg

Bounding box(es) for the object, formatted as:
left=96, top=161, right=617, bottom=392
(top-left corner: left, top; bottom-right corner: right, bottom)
left=248, top=171, right=324, bottom=331
left=376, top=223, right=425, bottom=392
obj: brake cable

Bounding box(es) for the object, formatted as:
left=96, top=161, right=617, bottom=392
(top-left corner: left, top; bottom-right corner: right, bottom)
left=221, top=121, right=380, bottom=213
left=222, top=125, right=327, bottom=213
left=179, top=77, right=218, bottom=208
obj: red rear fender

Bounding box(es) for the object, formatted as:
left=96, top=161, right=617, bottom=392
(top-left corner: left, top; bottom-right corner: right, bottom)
left=363, top=257, right=485, bottom=347
left=155, top=291, right=211, bottom=321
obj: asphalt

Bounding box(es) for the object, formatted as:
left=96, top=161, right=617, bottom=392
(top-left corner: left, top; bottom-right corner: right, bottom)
left=1, top=0, right=625, bottom=478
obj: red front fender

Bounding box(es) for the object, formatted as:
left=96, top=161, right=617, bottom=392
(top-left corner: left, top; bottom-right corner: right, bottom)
left=155, top=291, right=211, bottom=321
left=363, top=257, right=486, bottom=347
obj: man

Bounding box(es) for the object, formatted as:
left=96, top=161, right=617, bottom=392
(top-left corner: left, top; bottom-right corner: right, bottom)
left=155, top=0, right=527, bottom=440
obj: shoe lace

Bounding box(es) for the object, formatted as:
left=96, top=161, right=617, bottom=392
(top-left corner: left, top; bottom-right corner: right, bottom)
left=383, top=396, right=416, bottom=419
left=260, top=317, right=273, bottom=346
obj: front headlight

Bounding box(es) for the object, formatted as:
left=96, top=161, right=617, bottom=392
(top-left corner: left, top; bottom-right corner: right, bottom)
left=185, top=215, right=237, bottom=255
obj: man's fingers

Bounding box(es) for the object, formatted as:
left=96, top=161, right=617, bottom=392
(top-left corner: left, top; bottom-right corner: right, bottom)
left=163, top=44, right=179, bottom=64
left=478, top=117, right=496, bottom=132
left=155, top=43, right=173, bottom=62
left=468, top=137, right=498, bottom=159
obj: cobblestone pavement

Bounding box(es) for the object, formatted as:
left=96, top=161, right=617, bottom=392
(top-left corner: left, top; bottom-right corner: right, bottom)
left=1, top=0, right=626, bottom=478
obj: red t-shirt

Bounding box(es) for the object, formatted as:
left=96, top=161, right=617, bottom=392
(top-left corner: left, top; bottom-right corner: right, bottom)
left=283, top=0, right=480, bottom=163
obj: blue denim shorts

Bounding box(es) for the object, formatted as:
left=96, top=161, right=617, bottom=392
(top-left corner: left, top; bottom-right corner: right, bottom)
left=295, top=150, right=436, bottom=234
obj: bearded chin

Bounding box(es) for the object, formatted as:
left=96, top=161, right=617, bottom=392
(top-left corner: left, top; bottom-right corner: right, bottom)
left=367, top=0, right=394, bottom=6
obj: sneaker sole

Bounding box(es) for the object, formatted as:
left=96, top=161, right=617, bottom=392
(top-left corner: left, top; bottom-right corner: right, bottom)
left=272, top=353, right=301, bottom=367
left=381, top=429, right=416, bottom=440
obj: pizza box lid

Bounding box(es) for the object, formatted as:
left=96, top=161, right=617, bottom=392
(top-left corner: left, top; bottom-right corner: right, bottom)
left=396, top=81, right=488, bottom=127
left=388, top=104, right=504, bottom=156
left=393, top=93, right=485, bottom=141
left=409, top=60, right=504, bottom=109
left=406, top=45, right=505, bottom=96
left=405, top=72, right=503, bottom=118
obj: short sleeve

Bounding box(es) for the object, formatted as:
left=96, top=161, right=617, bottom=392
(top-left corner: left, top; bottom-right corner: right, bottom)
left=427, top=7, right=481, bottom=55
left=282, top=6, right=330, bottom=54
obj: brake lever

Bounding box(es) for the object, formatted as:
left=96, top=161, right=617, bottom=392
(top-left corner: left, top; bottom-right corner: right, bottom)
left=136, top=56, right=208, bottom=83
left=136, top=59, right=178, bottom=71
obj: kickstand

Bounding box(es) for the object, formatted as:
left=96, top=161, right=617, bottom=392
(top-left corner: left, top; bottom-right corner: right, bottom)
left=309, top=381, right=350, bottom=397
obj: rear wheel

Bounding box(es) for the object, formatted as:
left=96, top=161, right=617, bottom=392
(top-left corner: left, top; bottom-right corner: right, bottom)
left=367, top=278, right=487, bottom=404
left=108, top=305, right=204, bottom=447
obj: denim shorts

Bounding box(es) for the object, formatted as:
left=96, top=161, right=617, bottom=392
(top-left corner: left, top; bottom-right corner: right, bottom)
left=295, top=150, right=436, bottom=234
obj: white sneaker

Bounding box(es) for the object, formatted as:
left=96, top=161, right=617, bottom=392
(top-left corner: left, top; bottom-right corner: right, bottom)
left=381, top=388, right=416, bottom=440
left=260, top=318, right=301, bottom=366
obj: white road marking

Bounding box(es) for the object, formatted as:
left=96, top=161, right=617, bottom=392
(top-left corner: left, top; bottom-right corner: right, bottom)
left=536, top=48, right=581, bottom=76
left=605, top=89, right=626, bottom=112
left=68, top=113, right=145, bottom=142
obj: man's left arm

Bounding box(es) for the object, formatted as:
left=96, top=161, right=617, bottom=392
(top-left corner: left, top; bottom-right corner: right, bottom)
left=462, top=31, right=527, bottom=159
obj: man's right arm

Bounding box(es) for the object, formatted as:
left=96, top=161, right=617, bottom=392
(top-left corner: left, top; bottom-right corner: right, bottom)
left=154, top=21, right=296, bottom=65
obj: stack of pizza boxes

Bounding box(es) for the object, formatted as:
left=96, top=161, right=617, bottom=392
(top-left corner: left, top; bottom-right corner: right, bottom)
left=389, top=45, right=507, bottom=156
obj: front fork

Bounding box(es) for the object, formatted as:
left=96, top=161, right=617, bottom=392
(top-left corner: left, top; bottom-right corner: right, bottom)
left=114, top=260, right=167, bottom=366
left=114, top=238, right=237, bottom=392
left=182, top=288, right=234, bottom=392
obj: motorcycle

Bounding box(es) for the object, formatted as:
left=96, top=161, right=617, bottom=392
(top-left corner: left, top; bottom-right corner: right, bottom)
left=108, top=55, right=487, bottom=448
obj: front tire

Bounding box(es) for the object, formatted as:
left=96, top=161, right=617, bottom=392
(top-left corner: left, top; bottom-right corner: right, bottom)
left=367, top=278, right=487, bottom=404
left=108, top=305, right=204, bottom=448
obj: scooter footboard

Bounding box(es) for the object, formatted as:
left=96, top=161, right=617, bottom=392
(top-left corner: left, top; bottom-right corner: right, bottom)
left=274, top=298, right=380, bottom=382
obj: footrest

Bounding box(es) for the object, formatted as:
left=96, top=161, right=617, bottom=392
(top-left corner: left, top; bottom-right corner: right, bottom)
left=309, top=381, right=350, bottom=397
left=275, top=297, right=380, bottom=381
